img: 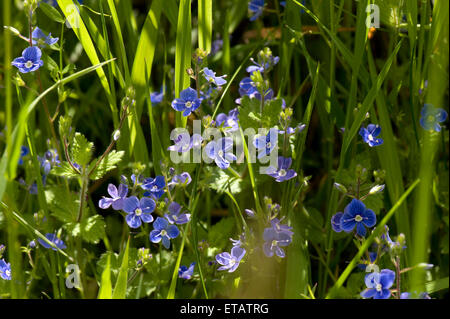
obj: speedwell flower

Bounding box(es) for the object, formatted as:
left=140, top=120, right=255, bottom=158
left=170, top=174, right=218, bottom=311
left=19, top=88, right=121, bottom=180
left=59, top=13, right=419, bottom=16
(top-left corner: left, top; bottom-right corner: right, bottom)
left=203, top=68, right=227, bottom=86
left=141, top=176, right=166, bottom=200
left=38, top=233, right=67, bottom=251
left=419, top=104, right=447, bottom=132
left=29, top=27, right=59, bottom=47
left=359, top=124, right=383, bottom=147
left=360, top=269, right=395, bottom=299
left=12, top=46, right=44, bottom=73
left=248, top=0, right=264, bottom=21
left=179, top=262, right=196, bottom=279
left=171, top=87, right=201, bottom=116
left=98, top=183, right=128, bottom=210
left=123, top=196, right=155, bottom=228
left=205, top=137, right=236, bottom=169
left=19, top=146, right=29, bottom=165
left=215, top=246, right=246, bottom=272
left=253, top=128, right=278, bottom=159
left=0, top=259, right=11, bottom=280
left=340, top=199, right=376, bottom=237
left=150, top=217, right=180, bottom=249
left=165, top=201, right=191, bottom=225
left=263, top=227, right=292, bottom=258
left=265, top=156, right=297, bottom=182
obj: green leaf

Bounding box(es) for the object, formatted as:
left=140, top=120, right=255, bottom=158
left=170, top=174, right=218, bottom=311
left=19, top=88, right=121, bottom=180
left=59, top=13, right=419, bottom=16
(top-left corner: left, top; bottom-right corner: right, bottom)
left=198, top=0, right=212, bottom=52
left=207, top=217, right=235, bottom=248
left=51, top=162, right=79, bottom=178
left=89, top=150, right=124, bottom=180
left=67, top=215, right=106, bottom=244
left=72, top=132, right=93, bottom=167
left=45, top=186, right=79, bottom=223
left=238, top=96, right=283, bottom=131
left=39, top=1, right=65, bottom=23
left=98, top=254, right=112, bottom=299
left=112, top=238, right=130, bottom=299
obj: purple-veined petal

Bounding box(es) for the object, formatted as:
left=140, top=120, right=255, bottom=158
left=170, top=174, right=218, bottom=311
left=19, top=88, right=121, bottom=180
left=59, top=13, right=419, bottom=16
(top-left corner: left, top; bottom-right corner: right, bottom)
left=149, top=230, right=162, bottom=243
left=362, top=209, right=376, bottom=228
left=99, top=197, right=113, bottom=209
left=140, top=213, right=154, bottom=223
left=126, top=213, right=142, bottom=228
left=123, top=196, right=139, bottom=213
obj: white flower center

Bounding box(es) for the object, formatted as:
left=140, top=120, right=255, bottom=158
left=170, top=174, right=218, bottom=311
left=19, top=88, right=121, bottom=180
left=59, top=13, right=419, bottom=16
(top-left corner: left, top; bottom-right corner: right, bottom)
left=6, top=269, right=11, bottom=277
left=279, top=169, right=287, bottom=177
left=218, top=150, right=224, bottom=157
left=160, top=229, right=167, bottom=237
left=376, top=283, right=382, bottom=292
left=229, top=259, right=236, bottom=266
left=152, top=185, right=158, bottom=191
left=271, top=240, right=278, bottom=247
left=355, top=215, right=363, bottom=222
left=427, top=115, right=435, bottom=122
left=25, top=60, right=34, bottom=68
left=266, top=142, right=272, bottom=149
left=172, top=215, right=178, bottom=221
left=368, top=134, right=374, bottom=141
left=135, top=208, right=142, bottom=216
left=185, top=101, right=192, bottom=108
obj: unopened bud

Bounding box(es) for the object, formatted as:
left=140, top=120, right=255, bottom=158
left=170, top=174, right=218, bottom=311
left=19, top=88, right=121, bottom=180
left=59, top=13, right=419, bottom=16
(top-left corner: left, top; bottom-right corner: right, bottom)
left=369, top=184, right=385, bottom=195
left=113, top=130, right=121, bottom=141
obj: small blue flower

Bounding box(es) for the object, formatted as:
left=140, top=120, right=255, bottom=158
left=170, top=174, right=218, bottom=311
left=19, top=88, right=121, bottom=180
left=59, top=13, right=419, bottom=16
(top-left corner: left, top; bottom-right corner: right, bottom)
left=359, top=124, right=384, bottom=147
left=215, top=108, right=239, bottom=133
left=253, top=128, right=278, bottom=159
left=278, top=123, right=306, bottom=135
left=248, top=0, right=265, bottom=21
left=246, top=56, right=279, bottom=74
left=0, top=259, right=11, bottom=280
left=38, top=149, right=60, bottom=175
left=38, top=233, right=67, bottom=251
left=360, top=269, right=395, bottom=299
left=263, top=227, right=292, bottom=258
left=123, top=196, right=155, bottom=228
left=179, top=262, right=195, bottom=279
left=400, top=292, right=431, bottom=299
left=331, top=212, right=344, bottom=232
left=210, top=39, right=223, bottom=55
left=150, top=217, right=180, bottom=249
left=171, top=87, right=201, bottom=116
left=270, top=218, right=294, bottom=237
left=19, top=146, right=29, bottom=165
left=12, top=46, right=44, bottom=73
left=340, top=199, right=376, bottom=237
left=98, top=183, right=128, bottom=210
left=29, top=27, right=59, bottom=47
left=215, top=246, right=246, bottom=272
left=165, top=202, right=191, bottom=225
left=205, top=137, right=237, bottom=169
left=142, top=176, right=166, bottom=200
left=167, top=133, right=193, bottom=153
left=150, top=86, right=164, bottom=105
left=203, top=68, right=227, bottom=86
left=244, top=209, right=256, bottom=218
left=265, top=156, right=297, bottom=182
left=168, top=172, right=192, bottom=189
left=419, top=104, right=447, bottom=132
left=381, top=225, right=407, bottom=250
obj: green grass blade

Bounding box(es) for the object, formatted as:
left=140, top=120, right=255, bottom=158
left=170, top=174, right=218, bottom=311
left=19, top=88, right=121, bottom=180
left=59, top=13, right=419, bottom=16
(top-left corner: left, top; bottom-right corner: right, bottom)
left=198, top=0, right=212, bottom=52
left=98, top=254, right=113, bottom=299
left=112, top=237, right=130, bottom=299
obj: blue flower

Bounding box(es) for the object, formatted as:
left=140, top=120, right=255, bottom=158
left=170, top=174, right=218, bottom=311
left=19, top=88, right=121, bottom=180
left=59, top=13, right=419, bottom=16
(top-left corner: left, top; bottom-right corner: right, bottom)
left=360, top=269, right=395, bottom=299
left=210, top=39, right=223, bottom=55
left=265, top=156, right=297, bottom=182
left=29, top=27, right=59, bottom=47
left=253, top=128, right=278, bottom=159
left=0, top=259, right=11, bottom=280
left=245, top=209, right=256, bottom=218
left=215, top=108, right=239, bottom=133
left=167, top=133, right=193, bottom=152
left=246, top=56, right=279, bottom=74
left=12, top=46, right=44, bottom=73
left=168, top=172, right=192, bottom=189
left=263, top=227, right=292, bottom=258
left=171, top=87, right=201, bottom=116
left=150, top=217, right=180, bottom=249
left=340, top=199, right=376, bottom=237
left=165, top=201, right=191, bottom=225
left=248, top=0, right=264, bottom=21
left=19, top=146, right=29, bottom=165
left=203, top=68, right=227, bottom=86
left=278, top=123, right=306, bottom=135
left=381, top=225, right=407, bottom=250
left=270, top=218, right=294, bottom=237
left=98, top=183, right=128, bottom=210
left=331, top=212, right=344, bottom=232
left=400, top=292, right=431, bottom=299
left=150, top=86, right=164, bottom=105
left=38, top=233, right=67, bottom=251
left=359, top=124, right=383, bottom=147
left=38, top=149, right=60, bottom=175
left=123, top=196, right=155, bottom=228
left=215, top=246, right=246, bottom=272
left=419, top=104, right=447, bottom=132
left=205, top=137, right=237, bottom=169
left=179, top=262, right=196, bottom=279
left=142, top=176, right=166, bottom=200
left=236, top=77, right=274, bottom=104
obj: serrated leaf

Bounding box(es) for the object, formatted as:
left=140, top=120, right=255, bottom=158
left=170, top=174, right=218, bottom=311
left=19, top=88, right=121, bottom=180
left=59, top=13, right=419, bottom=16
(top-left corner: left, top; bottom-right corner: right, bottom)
left=45, top=186, right=78, bottom=223
left=72, top=132, right=94, bottom=166
left=89, top=150, right=124, bottom=180
left=238, top=96, right=283, bottom=131
left=65, top=214, right=105, bottom=244
left=51, top=161, right=79, bottom=178
left=39, top=1, right=65, bottom=23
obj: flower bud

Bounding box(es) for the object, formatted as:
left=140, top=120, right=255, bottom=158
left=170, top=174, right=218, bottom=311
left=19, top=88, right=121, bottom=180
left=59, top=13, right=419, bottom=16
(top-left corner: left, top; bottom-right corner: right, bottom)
left=369, top=184, right=385, bottom=195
